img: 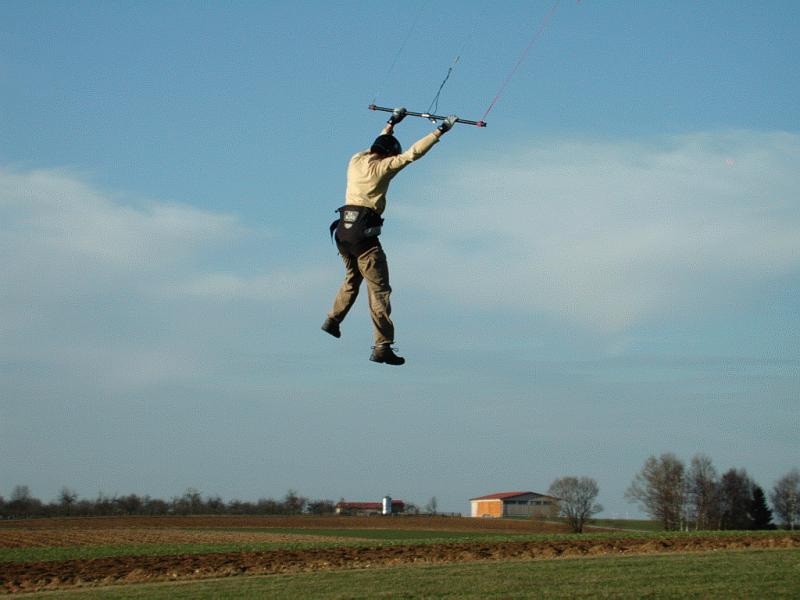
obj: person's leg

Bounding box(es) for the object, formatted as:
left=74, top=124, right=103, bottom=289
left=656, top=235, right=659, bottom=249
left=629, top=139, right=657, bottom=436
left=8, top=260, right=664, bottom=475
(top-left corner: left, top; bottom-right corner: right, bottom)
left=358, top=245, right=394, bottom=346
left=323, top=253, right=363, bottom=337
left=359, top=245, right=404, bottom=365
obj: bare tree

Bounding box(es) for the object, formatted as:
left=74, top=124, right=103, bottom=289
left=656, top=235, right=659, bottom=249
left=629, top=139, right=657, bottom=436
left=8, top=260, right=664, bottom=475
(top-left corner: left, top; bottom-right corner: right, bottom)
left=8, top=485, right=41, bottom=518
left=404, top=502, right=420, bottom=515
left=283, top=490, right=307, bottom=514
left=205, top=495, right=226, bottom=514
left=173, top=488, right=204, bottom=515
left=94, top=492, right=114, bottom=515
left=11, top=485, right=31, bottom=503
left=58, top=487, right=78, bottom=516
left=307, top=500, right=335, bottom=515
left=625, top=453, right=686, bottom=530
left=686, top=454, right=720, bottom=530
left=770, top=469, right=800, bottom=530
left=116, top=494, right=144, bottom=515
left=143, top=497, right=169, bottom=516
left=548, top=476, right=602, bottom=533
left=425, top=496, right=438, bottom=515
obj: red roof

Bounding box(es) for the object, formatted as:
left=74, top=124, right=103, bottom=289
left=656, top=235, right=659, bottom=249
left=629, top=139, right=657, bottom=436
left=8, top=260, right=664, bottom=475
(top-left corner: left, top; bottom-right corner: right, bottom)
left=336, top=501, right=405, bottom=509
left=469, top=491, right=536, bottom=501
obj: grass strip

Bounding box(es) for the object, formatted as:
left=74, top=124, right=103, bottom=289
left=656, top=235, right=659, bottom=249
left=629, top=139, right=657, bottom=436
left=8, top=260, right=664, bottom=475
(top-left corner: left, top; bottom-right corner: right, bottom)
left=13, top=548, right=800, bottom=599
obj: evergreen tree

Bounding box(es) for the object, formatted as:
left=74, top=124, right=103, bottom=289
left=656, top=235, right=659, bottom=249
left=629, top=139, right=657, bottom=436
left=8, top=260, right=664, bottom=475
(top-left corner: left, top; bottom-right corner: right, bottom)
left=749, top=484, right=774, bottom=530
left=719, top=468, right=754, bottom=530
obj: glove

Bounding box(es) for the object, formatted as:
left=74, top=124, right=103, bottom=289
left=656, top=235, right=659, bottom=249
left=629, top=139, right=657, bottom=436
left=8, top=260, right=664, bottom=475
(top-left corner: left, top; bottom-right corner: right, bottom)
left=437, top=115, right=458, bottom=133
left=388, top=107, right=407, bottom=125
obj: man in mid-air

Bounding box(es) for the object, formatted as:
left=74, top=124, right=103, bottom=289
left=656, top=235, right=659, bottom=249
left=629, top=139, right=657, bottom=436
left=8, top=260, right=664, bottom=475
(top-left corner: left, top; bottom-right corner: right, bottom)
left=322, top=108, right=458, bottom=365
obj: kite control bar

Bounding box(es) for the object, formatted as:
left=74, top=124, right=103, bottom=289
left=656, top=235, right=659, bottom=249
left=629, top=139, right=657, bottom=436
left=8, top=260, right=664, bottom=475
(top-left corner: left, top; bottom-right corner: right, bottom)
left=369, top=104, right=487, bottom=128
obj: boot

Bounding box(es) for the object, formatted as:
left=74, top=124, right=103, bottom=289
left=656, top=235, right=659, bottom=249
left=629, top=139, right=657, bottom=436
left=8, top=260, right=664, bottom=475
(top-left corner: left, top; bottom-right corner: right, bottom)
left=321, top=318, right=341, bottom=338
left=370, top=344, right=405, bottom=366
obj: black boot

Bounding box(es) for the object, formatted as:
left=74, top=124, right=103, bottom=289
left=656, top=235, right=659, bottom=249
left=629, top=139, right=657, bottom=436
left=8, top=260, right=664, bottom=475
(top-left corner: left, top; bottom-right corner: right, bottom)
left=321, top=318, right=341, bottom=338
left=370, top=344, right=405, bottom=366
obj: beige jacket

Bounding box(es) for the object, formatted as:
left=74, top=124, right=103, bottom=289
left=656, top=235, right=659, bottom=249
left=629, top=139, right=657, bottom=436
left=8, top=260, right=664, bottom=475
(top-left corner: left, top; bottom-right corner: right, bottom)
left=344, top=132, right=439, bottom=215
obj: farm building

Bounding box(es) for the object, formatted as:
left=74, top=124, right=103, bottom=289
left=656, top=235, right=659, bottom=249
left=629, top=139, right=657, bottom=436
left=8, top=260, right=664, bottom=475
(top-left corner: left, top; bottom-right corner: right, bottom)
left=335, top=498, right=405, bottom=516
left=469, top=491, right=560, bottom=518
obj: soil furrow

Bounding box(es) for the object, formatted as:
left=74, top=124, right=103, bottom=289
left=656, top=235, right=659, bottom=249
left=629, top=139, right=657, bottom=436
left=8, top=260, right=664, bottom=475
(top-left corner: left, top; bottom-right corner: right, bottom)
left=2, top=534, right=798, bottom=594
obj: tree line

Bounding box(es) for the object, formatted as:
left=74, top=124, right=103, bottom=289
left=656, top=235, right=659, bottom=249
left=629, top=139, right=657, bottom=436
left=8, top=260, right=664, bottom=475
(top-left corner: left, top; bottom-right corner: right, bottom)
left=533, top=460, right=797, bottom=534
left=0, top=486, right=338, bottom=519
left=625, top=454, right=799, bottom=531
left=4, top=459, right=798, bottom=530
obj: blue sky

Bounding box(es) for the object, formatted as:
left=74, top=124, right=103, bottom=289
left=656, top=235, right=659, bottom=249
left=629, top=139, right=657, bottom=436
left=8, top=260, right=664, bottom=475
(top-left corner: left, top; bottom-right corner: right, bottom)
left=1, top=1, right=798, bottom=517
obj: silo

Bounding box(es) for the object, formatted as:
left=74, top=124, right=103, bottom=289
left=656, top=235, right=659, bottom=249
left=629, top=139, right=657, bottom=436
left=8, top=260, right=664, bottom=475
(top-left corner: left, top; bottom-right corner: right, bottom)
left=382, top=496, right=392, bottom=515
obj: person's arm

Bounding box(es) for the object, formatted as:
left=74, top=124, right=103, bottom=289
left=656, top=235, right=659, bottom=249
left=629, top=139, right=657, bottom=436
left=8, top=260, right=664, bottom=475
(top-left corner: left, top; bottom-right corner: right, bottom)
left=380, top=107, right=407, bottom=135
left=432, top=115, right=457, bottom=139
left=381, top=114, right=458, bottom=172
left=376, top=114, right=457, bottom=174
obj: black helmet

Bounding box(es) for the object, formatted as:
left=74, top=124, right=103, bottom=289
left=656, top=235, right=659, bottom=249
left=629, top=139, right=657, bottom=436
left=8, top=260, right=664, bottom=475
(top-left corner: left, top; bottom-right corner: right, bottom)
left=370, top=134, right=402, bottom=156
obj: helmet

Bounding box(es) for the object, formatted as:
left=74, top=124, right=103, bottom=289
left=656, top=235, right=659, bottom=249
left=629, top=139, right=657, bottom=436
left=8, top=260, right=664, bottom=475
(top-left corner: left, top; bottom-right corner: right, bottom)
left=370, top=134, right=402, bottom=156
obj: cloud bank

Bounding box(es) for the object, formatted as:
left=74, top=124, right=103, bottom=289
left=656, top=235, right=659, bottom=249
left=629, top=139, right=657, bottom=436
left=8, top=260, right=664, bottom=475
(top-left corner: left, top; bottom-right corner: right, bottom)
left=2, top=130, right=797, bottom=388
left=394, top=131, right=800, bottom=331
left=0, top=167, right=327, bottom=389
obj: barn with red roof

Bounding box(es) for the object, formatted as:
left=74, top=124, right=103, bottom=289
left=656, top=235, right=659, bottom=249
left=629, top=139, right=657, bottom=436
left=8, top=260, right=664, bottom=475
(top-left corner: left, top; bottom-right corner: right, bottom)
left=335, top=499, right=405, bottom=516
left=469, top=491, right=559, bottom=518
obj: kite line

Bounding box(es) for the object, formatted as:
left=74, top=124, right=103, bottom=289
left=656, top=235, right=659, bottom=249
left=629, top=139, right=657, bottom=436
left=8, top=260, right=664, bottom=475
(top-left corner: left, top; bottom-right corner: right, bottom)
left=480, top=0, right=563, bottom=123
left=369, top=0, right=565, bottom=128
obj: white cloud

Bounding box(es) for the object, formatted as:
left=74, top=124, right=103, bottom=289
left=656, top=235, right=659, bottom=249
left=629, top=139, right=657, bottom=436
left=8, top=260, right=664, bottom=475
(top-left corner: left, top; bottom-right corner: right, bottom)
left=166, top=269, right=332, bottom=302
left=0, top=167, right=327, bottom=388
left=393, top=131, right=800, bottom=331
left=0, top=169, right=242, bottom=267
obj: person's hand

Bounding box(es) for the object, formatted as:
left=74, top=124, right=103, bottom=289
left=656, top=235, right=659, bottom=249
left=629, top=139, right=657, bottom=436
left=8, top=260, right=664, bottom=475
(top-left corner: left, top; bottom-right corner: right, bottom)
left=388, top=107, right=407, bottom=125
left=437, top=115, right=458, bottom=133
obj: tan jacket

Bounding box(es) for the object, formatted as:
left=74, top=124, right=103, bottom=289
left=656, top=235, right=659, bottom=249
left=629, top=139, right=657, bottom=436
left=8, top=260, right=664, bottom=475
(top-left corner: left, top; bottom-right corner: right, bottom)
left=344, top=133, right=439, bottom=215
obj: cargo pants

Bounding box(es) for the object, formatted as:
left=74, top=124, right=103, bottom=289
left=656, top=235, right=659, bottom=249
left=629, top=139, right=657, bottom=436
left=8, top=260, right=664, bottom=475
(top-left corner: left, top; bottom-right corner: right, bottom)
left=327, top=244, right=394, bottom=346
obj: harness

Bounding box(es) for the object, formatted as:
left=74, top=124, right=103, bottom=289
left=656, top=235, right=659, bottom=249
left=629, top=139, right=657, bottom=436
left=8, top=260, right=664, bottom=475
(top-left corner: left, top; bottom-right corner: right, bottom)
left=329, top=205, right=384, bottom=257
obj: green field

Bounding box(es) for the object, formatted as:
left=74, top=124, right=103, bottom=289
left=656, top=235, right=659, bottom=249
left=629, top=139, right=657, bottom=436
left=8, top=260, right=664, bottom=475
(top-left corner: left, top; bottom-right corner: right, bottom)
left=13, top=548, right=800, bottom=599
left=584, top=518, right=664, bottom=532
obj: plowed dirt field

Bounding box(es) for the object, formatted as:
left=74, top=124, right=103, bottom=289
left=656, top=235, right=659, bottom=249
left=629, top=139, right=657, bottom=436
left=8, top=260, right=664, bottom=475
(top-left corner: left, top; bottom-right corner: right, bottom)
left=0, top=528, right=355, bottom=548
left=0, top=515, right=572, bottom=533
